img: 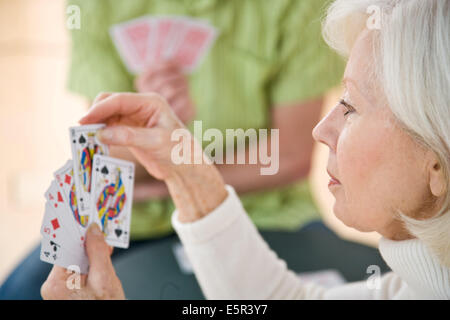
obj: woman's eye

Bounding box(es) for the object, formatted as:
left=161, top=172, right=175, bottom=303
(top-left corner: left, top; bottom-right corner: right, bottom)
left=340, top=99, right=355, bottom=117
left=343, top=109, right=353, bottom=116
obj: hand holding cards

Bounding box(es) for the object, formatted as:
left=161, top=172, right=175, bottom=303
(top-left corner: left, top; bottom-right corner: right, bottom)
left=40, top=124, right=135, bottom=273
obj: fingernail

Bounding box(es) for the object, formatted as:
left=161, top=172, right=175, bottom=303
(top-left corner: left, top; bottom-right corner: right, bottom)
left=89, top=223, right=102, bottom=236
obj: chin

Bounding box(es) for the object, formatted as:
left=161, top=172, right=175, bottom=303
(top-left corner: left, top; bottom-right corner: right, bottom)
left=333, top=202, right=373, bottom=232
left=333, top=201, right=351, bottom=225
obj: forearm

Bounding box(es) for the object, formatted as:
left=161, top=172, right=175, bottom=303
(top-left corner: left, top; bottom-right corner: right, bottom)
left=171, top=185, right=329, bottom=299
left=217, top=98, right=322, bottom=194
left=172, top=185, right=396, bottom=299
left=165, top=141, right=228, bottom=223
left=133, top=138, right=310, bottom=202
left=216, top=140, right=311, bottom=194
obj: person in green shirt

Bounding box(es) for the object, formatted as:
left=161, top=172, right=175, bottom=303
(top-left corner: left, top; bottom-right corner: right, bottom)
left=68, top=0, right=344, bottom=242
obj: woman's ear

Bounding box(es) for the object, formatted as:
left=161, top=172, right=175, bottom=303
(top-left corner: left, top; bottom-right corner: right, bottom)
left=428, top=157, right=446, bottom=197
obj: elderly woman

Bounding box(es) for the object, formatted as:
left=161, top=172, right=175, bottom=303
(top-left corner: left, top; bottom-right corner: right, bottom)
left=42, top=0, right=449, bottom=299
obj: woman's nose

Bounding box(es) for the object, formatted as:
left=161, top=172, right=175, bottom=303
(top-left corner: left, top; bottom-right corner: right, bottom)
left=312, top=108, right=339, bottom=152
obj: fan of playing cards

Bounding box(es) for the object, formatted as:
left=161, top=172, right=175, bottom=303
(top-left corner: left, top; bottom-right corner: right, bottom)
left=40, top=124, right=135, bottom=274
left=110, top=15, right=218, bottom=74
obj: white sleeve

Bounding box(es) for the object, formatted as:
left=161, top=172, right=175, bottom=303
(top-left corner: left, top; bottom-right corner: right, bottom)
left=171, top=185, right=409, bottom=300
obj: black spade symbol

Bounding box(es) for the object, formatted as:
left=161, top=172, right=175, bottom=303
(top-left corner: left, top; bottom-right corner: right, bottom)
left=78, top=135, right=86, bottom=144
left=115, top=228, right=123, bottom=238
left=101, top=166, right=109, bottom=175
left=50, top=241, right=59, bottom=252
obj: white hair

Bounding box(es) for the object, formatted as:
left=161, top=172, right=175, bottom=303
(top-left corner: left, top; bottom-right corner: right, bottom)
left=322, top=0, right=450, bottom=266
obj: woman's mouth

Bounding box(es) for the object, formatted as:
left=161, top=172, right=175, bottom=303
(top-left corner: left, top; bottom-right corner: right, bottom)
left=327, top=170, right=341, bottom=187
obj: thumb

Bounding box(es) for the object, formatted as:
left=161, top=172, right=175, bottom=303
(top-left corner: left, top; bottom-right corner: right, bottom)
left=97, top=126, right=158, bottom=149
left=85, top=223, right=114, bottom=274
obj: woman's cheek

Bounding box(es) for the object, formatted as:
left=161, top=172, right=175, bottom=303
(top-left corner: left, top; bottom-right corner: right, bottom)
left=337, top=122, right=368, bottom=192
left=333, top=125, right=361, bottom=225
left=340, top=115, right=388, bottom=186
left=335, top=118, right=388, bottom=229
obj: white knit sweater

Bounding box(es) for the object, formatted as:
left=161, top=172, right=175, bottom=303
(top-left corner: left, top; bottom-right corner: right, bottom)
left=172, top=186, right=450, bottom=299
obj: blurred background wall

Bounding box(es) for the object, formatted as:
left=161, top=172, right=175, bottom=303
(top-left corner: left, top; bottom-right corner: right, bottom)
left=0, top=0, right=88, bottom=282
left=0, top=0, right=380, bottom=284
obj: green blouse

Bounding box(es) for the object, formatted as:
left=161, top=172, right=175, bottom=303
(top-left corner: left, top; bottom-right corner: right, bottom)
left=67, top=0, right=344, bottom=239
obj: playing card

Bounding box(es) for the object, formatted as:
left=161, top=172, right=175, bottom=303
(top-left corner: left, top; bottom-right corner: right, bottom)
left=70, top=124, right=109, bottom=219
left=111, top=15, right=218, bottom=74
left=171, top=20, right=217, bottom=72
left=44, top=181, right=84, bottom=247
left=54, top=160, right=89, bottom=239
left=40, top=121, right=136, bottom=273
left=40, top=237, right=88, bottom=274
left=155, top=16, right=191, bottom=62
left=90, top=155, right=135, bottom=248
left=41, top=201, right=81, bottom=253
left=41, top=190, right=89, bottom=273
left=110, top=17, right=156, bottom=74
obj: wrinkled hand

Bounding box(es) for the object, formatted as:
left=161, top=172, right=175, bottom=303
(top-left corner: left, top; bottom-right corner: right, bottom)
left=79, top=92, right=198, bottom=181
left=41, top=224, right=125, bottom=300
left=135, top=61, right=195, bottom=124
